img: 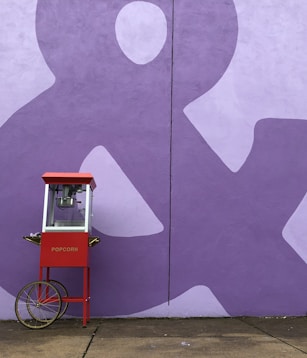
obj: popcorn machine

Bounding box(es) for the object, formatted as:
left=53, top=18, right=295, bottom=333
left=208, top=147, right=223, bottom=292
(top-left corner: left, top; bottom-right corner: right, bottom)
left=15, top=172, right=100, bottom=329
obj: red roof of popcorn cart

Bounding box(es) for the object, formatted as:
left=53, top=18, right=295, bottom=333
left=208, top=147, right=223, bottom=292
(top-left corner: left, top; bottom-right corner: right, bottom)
left=42, top=172, right=96, bottom=189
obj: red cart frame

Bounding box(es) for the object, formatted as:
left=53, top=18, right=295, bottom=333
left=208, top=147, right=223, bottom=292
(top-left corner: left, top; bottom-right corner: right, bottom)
left=39, top=232, right=91, bottom=327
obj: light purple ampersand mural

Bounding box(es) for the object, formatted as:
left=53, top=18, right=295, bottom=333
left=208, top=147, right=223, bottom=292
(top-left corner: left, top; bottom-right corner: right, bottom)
left=1, top=0, right=307, bottom=319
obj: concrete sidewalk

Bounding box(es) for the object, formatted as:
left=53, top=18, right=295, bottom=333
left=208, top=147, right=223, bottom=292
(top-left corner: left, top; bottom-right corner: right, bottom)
left=1, top=317, right=307, bottom=357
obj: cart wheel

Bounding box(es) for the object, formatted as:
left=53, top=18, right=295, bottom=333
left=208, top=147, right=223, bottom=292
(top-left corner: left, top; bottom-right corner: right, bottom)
left=15, top=281, right=62, bottom=329
left=49, top=280, right=69, bottom=319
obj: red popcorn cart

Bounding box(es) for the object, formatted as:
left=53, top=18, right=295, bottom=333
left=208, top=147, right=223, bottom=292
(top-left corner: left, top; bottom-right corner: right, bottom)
left=15, top=172, right=100, bottom=329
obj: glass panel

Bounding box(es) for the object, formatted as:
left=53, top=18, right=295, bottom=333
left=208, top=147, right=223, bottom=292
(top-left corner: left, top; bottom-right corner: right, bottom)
left=46, top=184, right=86, bottom=229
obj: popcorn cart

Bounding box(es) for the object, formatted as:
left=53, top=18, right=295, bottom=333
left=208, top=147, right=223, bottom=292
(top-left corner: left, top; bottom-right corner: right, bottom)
left=15, top=172, right=100, bottom=329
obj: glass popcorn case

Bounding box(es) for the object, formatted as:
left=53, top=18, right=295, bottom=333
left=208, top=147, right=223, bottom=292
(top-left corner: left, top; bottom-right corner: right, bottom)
left=42, top=173, right=95, bottom=233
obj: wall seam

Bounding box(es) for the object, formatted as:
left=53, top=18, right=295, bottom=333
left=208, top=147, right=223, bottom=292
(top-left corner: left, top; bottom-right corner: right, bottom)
left=168, top=0, right=175, bottom=305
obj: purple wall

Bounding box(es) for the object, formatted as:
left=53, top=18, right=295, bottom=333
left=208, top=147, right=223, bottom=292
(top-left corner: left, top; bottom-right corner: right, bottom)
left=1, top=0, right=307, bottom=318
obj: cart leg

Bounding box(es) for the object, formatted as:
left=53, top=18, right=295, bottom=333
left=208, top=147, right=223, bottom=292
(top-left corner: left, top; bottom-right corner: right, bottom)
left=39, top=266, right=43, bottom=281
left=46, top=267, right=50, bottom=282
left=87, top=267, right=90, bottom=322
left=39, top=266, right=50, bottom=282
left=83, top=267, right=89, bottom=327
